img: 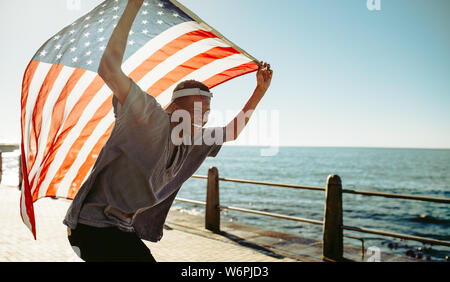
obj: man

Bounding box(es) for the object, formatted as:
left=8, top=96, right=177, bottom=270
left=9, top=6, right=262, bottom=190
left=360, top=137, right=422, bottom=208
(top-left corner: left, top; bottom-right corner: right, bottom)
left=64, top=0, right=273, bottom=262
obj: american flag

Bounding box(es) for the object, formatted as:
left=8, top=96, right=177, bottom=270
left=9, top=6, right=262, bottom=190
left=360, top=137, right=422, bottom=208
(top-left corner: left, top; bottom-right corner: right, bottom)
left=20, top=0, right=258, bottom=238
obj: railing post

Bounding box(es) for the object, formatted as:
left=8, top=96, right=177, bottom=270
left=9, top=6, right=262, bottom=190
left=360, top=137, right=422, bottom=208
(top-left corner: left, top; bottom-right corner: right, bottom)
left=323, top=174, right=343, bottom=262
left=0, top=151, right=2, bottom=184
left=18, top=155, right=23, bottom=190
left=205, top=166, right=220, bottom=233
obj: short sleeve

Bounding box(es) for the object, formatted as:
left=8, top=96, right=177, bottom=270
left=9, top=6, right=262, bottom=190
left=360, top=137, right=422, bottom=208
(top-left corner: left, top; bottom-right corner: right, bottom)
left=112, top=77, right=167, bottom=125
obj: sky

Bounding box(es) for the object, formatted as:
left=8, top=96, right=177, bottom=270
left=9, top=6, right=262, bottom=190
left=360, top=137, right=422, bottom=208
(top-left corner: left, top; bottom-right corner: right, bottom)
left=0, top=0, right=449, bottom=148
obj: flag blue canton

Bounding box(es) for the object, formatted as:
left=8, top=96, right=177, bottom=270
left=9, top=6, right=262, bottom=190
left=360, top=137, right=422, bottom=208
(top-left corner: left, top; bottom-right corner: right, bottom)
left=33, top=0, right=193, bottom=72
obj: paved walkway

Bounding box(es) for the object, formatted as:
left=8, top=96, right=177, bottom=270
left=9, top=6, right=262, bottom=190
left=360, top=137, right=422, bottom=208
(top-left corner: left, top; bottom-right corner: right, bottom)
left=0, top=185, right=296, bottom=262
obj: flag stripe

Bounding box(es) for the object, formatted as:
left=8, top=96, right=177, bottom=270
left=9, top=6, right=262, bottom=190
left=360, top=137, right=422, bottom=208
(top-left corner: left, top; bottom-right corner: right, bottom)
left=203, top=61, right=259, bottom=89
left=122, top=21, right=208, bottom=73
left=147, top=46, right=240, bottom=96
left=41, top=68, right=87, bottom=166
left=23, top=63, right=53, bottom=170
left=41, top=96, right=114, bottom=199
left=30, top=75, right=106, bottom=197
left=156, top=54, right=254, bottom=107
left=58, top=110, right=115, bottom=199
left=30, top=71, right=99, bottom=198
left=28, top=67, right=76, bottom=198
left=139, top=37, right=232, bottom=93
left=129, top=29, right=217, bottom=82
left=31, top=69, right=87, bottom=198
left=66, top=118, right=115, bottom=199
left=35, top=80, right=110, bottom=198
left=20, top=61, right=41, bottom=239
left=27, top=65, right=64, bottom=174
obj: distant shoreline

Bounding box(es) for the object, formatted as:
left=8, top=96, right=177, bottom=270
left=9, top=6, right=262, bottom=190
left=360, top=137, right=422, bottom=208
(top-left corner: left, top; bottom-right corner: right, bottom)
left=1, top=143, right=450, bottom=152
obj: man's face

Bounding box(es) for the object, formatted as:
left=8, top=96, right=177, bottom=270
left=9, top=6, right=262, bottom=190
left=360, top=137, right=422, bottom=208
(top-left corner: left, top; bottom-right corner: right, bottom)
left=170, top=95, right=210, bottom=140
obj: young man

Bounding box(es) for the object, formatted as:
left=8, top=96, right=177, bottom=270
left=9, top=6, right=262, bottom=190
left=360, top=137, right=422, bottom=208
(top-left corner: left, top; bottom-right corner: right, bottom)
left=64, top=0, right=273, bottom=262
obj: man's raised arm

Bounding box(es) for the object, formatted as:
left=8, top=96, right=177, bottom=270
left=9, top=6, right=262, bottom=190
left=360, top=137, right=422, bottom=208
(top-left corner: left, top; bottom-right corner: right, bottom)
left=98, top=0, right=144, bottom=105
left=224, top=62, right=273, bottom=142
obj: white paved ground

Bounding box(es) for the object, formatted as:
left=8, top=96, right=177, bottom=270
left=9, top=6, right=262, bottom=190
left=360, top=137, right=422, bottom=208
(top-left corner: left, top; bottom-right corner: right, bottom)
left=0, top=185, right=296, bottom=262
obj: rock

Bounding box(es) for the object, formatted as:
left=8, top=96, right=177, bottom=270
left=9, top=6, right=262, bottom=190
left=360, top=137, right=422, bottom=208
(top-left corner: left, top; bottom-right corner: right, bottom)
left=415, top=253, right=423, bottom=259
left=388, top=242, right=394, bottom=249
left=405, top=249, right=415, bottom=257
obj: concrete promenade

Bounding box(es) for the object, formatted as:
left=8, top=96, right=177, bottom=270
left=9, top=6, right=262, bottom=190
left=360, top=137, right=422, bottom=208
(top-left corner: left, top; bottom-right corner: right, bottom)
left=0, top=185, right=297, bottom=262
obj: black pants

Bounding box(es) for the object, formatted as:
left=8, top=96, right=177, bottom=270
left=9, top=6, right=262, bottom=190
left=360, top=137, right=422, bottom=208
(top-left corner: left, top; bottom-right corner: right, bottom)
left=68, top=223, right=156, bottom=262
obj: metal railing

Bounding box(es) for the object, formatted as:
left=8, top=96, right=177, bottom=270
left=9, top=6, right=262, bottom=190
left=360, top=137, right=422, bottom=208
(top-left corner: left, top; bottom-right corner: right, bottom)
left=174, top=167, right=450, bottom=262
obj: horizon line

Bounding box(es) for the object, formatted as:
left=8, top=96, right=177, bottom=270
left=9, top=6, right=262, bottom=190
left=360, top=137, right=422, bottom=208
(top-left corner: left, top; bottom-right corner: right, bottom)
left=1, top=143, right=449, bottom=151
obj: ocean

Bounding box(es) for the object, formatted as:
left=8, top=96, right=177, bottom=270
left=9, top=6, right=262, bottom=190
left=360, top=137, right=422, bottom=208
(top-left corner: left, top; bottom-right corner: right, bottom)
left=1, top=147, right=449, bottom=261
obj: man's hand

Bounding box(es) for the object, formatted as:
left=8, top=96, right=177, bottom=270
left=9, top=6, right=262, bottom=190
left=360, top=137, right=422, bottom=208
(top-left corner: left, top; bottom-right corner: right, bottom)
left=256, top=61, right=273, bottom=94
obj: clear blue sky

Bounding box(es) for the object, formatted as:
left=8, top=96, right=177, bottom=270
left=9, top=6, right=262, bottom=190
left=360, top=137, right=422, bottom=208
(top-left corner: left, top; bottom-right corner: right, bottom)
left=1, top=0, right=449, bottom=148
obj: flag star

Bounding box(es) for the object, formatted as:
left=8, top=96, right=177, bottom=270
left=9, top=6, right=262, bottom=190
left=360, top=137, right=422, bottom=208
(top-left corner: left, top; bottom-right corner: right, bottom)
left=98, top=36, right=105, bottom=42
left=113, top=6, right=119, bottom=11
left=142, top=10, right=148, bottom=15
left=113, top=15, right=119, bottom=20
left=40, top=50, right=47, bottom=57
left=100, top=46, right=106, bottom=51
left=84, top=42, right=91, bottom=47
left=71, top=22, right=77, bottom=26
left=157, top=20, right=163, bottom=25
left=84, top=24, right=90, bottom=28
left=70, top=38, right=76, bottom=43
left=129, top=30, right=134, bottom=35
left=142, top=29, right=149, bottom=34
left=55, top=44, right=61, bottom=50
left=128, top=40, right=135, bottom=46
left=158, top=11, right=164, bottom=16
left=72, top=57, right=78, bottom=63
left=53, top=35, right=61, bottom=40
left=85, top=50, right=92, bottom=56
left=113, top=24, right=117, bottom=28
left=84, top=32, right=90, bottom=37
left=158, top=3, right=164, bottom=7
left=98, top=27, right=104, bottom=33
left=85, top=16, right=91, bottom=21
left=142, top=20, right=148, bottom=24
left=173, top=13, right=179, bottom=17
left=56, top=53, right=63, bottom=59
left=98, top=18, right=104, bottom=23
left=69, top=29, right=75, bottom=34
left=102, top=3, right=107, bottom=7
left=87, top=60, right=93, bottom=65
left=99, top=10, right=105, bottom=15
left=143, top=2, right=148, bottom=6
left=70, top=46, right=77, bottom=52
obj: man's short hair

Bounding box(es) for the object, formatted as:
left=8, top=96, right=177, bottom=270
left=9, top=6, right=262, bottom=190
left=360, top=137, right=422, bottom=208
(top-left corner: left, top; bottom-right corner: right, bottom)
left=174, top=80, right=210, bottom=93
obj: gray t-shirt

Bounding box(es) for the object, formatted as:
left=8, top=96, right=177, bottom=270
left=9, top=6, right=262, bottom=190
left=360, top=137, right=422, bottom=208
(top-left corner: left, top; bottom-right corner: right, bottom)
left=63, top=78, right=224, bottom=242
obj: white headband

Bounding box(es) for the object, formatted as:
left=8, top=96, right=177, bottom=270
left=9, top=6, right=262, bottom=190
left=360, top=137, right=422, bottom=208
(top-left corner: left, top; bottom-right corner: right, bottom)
left=171, top=88, right=213, bottom=102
